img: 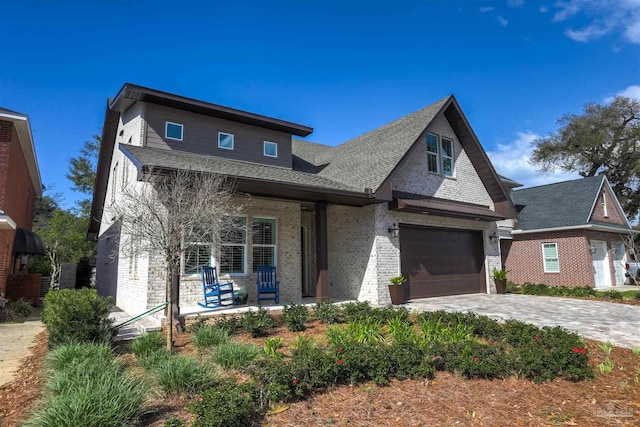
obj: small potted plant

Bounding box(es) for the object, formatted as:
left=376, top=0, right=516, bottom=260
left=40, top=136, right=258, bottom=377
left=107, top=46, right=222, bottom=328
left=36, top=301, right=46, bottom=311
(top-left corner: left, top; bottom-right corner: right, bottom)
left=491, top=267, right=510, bottom=294
left=389, top=275, right=406, bottom=305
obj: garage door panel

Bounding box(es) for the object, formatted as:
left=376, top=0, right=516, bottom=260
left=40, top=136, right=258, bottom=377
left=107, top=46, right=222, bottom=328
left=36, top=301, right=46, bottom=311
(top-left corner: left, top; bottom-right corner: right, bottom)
left=400, top=225, right=485, bottom=299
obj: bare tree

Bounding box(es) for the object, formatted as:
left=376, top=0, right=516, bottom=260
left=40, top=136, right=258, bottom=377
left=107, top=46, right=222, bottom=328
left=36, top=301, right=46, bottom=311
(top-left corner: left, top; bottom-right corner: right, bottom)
left=107, top=167, right=246, bottom=350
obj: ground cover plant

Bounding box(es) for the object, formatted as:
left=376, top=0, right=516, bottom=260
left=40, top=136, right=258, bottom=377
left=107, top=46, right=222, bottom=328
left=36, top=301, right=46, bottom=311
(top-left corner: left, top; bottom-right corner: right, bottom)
left=0, top=298, right=33, bottom=323
left=516, top=282, right=640, bottom=301
left=4, top=302, right=640, bottom=426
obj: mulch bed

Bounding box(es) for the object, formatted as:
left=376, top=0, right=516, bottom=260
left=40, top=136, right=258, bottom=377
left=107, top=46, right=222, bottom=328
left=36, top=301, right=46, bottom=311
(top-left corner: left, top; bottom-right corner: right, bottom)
left=2, top=317, right=640, bottom=426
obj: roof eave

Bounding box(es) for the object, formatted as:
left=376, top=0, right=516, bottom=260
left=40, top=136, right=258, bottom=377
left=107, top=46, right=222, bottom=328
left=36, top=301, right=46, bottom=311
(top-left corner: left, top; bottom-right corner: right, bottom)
left=511, top=224, right=637, bottom=235
left=110, top=83, right=313, bottom=137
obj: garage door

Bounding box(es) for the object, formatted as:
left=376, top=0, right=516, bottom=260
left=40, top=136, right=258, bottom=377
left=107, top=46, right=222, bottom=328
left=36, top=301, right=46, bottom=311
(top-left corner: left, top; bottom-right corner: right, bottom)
left=400, top=225, right=486, bottom=299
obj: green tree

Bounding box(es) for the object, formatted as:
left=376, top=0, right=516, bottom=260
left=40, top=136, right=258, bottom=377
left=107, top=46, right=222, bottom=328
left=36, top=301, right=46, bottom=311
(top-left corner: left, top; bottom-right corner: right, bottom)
left=531, top=96, right=640, bottom=219
left=67, top=135, right=99, bottom=217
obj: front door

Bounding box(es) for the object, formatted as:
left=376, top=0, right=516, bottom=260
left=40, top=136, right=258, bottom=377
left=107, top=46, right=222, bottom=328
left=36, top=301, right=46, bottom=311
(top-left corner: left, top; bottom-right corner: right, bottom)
left=611, top=242, right=627, bottom=285
left=591, top=240, right=611, bottom=288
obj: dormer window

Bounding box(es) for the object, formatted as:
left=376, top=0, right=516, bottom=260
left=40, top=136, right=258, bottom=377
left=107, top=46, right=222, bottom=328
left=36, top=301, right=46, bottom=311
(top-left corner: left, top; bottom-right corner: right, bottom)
left=165, top=122, right=183, bottom=141
left=264, top=141, right=278, bottom=158
left=218, top=132, right=234, bottom=150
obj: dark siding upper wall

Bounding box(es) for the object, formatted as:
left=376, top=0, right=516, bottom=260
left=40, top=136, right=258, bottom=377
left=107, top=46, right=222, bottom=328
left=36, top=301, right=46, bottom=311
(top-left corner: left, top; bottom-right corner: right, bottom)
left=144, top=103, right=292, bottom=168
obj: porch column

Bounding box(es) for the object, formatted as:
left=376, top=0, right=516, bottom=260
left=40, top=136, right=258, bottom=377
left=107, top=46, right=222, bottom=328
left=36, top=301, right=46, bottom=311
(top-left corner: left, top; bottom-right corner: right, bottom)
left=315, top=202, right=330, bottom=302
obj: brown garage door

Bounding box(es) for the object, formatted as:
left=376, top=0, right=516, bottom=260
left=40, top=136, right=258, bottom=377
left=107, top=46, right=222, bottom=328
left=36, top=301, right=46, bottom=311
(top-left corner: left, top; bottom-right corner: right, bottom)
left=400, top=225, right=486, bottom=299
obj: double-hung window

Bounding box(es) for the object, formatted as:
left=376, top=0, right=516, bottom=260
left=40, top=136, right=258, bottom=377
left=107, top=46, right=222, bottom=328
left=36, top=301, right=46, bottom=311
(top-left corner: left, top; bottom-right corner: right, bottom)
left=426, top=133, right=455, bottom=177
left=542, top=243, right=559, bottom=273
left=219, top=217, right=247, bottom=275
left=252, top=218, right=276, bottom=272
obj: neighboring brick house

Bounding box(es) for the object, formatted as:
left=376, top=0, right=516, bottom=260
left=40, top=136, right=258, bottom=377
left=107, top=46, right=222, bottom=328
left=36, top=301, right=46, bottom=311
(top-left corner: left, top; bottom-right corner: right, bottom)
left=88, top=84, right=515, bottom=317
left=0, top=108, right=43, bottom=297
left=500, top=175, right=634, bottom=288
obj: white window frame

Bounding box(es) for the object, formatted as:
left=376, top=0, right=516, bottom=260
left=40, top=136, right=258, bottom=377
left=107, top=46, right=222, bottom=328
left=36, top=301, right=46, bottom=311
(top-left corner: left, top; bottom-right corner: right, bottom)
left=542, top=242, right=560, bottom=273
left=110, top=163, right=118, bottom=204
left=264, top=141, right=278, bottom=158
left=218, top=132, right=234, bottom=150
left=252, top=217, right=277, bottom=272
left=165, top=121, right=184, bottom=141
left=441, top=137, right=454, bottom=177
left=219, top=216, right=247, bottom=276
left=426, top=133, right=440, bottom=174
left=602, top=192, right=608, bottom=217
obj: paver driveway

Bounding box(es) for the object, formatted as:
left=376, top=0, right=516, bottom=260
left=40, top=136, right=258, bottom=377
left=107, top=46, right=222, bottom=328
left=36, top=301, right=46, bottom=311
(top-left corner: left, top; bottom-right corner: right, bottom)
left=407, top=294, right=640, bottom=349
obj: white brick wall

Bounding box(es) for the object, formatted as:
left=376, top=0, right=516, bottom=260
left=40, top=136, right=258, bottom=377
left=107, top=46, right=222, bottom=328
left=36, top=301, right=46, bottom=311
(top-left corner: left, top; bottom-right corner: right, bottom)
left=393, top=114, right=494, bottom=209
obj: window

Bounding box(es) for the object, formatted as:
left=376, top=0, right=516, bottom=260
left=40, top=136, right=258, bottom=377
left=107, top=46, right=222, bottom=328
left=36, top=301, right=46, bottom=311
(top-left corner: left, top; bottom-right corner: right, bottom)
left=184, top=245, right=211, bottom=275
left=426, top=133, right=455, bottom=177
left=218, top=132, right=234, bottom=150
left=426, top=133, right=439, bottom=174
left=602, top=192, right=608, bottom=217
left=219, top=217, right=247, bottom=274
left=542, top=243, right=559, bottom=273
left=252, top=218, right=276, bottom=272
left=264, top=141, right=278, bottom=158
left=165, top=122, right=183, bottom=141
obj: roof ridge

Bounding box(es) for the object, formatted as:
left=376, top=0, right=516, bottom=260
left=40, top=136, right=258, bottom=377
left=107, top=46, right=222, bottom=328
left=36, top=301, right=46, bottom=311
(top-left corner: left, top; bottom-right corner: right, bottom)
left=514, top=175, right=603, bottom=192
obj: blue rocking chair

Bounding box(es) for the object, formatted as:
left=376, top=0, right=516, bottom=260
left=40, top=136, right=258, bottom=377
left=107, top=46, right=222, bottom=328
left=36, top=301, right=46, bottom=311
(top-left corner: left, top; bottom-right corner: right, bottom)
left=198, top=266, right=234, bottom=308
left=256, top=266, right=280, bottom=305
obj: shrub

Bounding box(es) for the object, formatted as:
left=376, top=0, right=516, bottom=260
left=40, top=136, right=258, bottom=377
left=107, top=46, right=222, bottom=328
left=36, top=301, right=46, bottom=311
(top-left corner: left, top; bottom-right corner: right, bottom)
left=187, top=316, right=208, bottom=333
left=241, top=308, right=275, bottom=338
left=25, top=353, right=148, bottom=427
left=263, top=337, right=284, bottom=359
left=282, top=302, right=311, bottom=332
left=190, top=379, right=262, bottom=427
left=212, top=314, right=241, bottom=335
left=130, top=332, right=165, bottom=358
left=520, top=283, right=550, bottom=295
left=164, top=417, right=186, bottom=427
left=8, top=298, right=33, bottom=318
left=42, top=288, right=113, bottom=348
left=441, top=341, right=510, bottom=379
left=45, top=342, right=113, bottom=372
left=601, top=289, right=623, bottom=299
left=152, top=355, right=218, bottom=394
left=193, top=325, right=230, bottom=349
left=314, top=300, right=340, bottom=324
left=340, top=301, right=373, bottom=323
left=212, top=342, right=260, bottom=369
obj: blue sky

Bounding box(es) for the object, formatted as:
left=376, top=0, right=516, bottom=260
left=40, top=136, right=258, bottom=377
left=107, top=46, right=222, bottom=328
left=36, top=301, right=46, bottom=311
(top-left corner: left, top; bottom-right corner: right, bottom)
left=1, top=0, right=639, bottom=208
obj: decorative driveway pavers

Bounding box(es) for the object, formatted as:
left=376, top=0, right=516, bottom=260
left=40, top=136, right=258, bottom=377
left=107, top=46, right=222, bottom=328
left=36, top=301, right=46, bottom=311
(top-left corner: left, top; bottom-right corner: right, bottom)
left=406, top=294, right=640, bottom=349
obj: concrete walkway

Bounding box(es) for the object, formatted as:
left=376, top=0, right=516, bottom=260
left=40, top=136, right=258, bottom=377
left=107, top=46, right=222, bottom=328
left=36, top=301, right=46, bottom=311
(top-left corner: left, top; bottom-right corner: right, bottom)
left=0, top=308, right=45, bottom=386
left=407, top=294, right=640, bottom=349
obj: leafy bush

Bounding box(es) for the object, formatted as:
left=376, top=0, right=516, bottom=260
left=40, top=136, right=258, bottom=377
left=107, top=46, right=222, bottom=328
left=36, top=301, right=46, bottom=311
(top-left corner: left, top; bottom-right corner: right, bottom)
left=25, top=348, right=148, bottom=427
left=193, top=325, right=230, bottom=349
left=212, top=342, right=260, bottom=369
left=520, top=283, right=550, bottom=295
left=340, top=301, right=373, bottom=323
left=8, top=298, right=33, bottom=318
left=164, top=417, right=186, bottom=427
left=241, top=308, right=275, bottom=338
left=314, top=300, right=341, bottom=324
left=42, top=288, right=113, bottom=348
left=600, top=289, right=623, bottom=299
left=520, top=283, right=596, bottom=297
left=130, top=332, right=165, bottom=358
left=190, top=378, right=262, bottom=427
left=151, top=355, right=218, bottom=394
left=212, top=314, right=241, bottom=335
left=282, top=302, right=311, bottom=332
left=441, top=341, right=509, bottom=379
left=45, top=342, right=114, bottom=371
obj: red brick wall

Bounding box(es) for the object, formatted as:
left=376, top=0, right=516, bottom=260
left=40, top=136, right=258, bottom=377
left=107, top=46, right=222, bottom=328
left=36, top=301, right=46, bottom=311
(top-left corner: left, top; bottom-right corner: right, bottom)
left=0, top=121, right=37, bottom=295
left=503, top=230, right=627, bottom=288
left=590, top=186, right=626, bottom=225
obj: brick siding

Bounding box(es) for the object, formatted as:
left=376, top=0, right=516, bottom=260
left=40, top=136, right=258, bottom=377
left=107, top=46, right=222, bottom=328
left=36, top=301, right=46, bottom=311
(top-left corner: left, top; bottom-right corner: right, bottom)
left=590, top=186, right=626, bottom=225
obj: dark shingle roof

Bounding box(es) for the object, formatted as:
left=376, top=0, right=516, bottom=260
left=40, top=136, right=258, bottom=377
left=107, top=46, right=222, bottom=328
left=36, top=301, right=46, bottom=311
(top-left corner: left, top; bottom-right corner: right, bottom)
left=122, top=144, right=360, bottom=193
left=312, top=97, right=450, bottom=191
left=291, top=139, right=334, bottom=173
left=512, top=175, right=627, bottom=231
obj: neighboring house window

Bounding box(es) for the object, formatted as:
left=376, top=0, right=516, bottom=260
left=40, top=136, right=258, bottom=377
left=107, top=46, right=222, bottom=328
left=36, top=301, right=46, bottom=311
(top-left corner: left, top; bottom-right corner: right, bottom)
left=426, top=133, right=439, bottom=174
left=218, top=132, right=234, bottom=150
left=426, top=133, right=455, bottom=177
left=111, top=163, right=118, bottom=204
left=602, top=192, right=608, bottom=217
left=264, top=141, right=278, bottom=158
left=184, top=245, right=211, bottom=275
left=542, top=243, right=559, bottom=273
left=252, top=218, right=276, bottom=271
left=219, top=217, right=247, bottom=275
left=165, top=122, right=183, bottom=141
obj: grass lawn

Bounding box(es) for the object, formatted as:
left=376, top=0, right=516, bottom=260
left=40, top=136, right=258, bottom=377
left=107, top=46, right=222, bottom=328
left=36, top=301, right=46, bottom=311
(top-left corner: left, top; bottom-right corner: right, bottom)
left=2, top=303, right=640, bottom=426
